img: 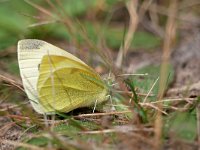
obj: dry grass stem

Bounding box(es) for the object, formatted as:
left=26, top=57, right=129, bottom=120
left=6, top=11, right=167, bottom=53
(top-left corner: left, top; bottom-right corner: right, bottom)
left=0, top=74, right=23, bottom=91
left=116, top=0, right=138, bottom=68
left=117, top=73, right=148, bottom=76
left=141, top=103, right=168, bottom=115
left=80, top=125, right=153, bottom=134
left=0, top=102, right=29, bottom=112
left=114, top=90, right=155, bottom=97
left=143, top=77, right=159, bottom=103
left=75, top=110, right=132, bottom=118
left=154, top=0, right=177, bottom=149
left=24, top=0, right=55, bottom=18
left=148, top=3, right=200, bottom=25
left=28, top=20, right=56, bottom=27
left=150, top=97, right=196, bottom=104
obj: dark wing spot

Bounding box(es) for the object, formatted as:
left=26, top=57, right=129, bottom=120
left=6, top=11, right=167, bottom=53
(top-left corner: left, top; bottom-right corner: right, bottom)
left=19, top=39, right=45, bottom=50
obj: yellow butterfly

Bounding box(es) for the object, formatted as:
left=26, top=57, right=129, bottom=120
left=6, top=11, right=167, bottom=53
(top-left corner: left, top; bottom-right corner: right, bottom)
left=18, top=39, right=108, bottom=114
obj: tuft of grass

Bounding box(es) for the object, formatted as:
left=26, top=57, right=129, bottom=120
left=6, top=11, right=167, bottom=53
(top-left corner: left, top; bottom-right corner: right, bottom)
left=131, top=64, right=174, bottom=100
left=125, top=78, right=148, bottom=123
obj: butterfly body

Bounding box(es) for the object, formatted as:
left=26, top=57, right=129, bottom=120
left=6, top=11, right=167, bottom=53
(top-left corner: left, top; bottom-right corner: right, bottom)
left=18, top=39, right=108, bottom=114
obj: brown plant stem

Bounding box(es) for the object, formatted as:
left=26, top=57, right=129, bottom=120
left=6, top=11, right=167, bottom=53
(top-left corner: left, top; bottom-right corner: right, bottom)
left=154, top=0, right=177, bottom=149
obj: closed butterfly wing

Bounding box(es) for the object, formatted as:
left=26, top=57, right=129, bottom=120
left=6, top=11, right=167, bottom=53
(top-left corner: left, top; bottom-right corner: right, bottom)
left=38, top=55, right=108, bottom=113
left=18, top=39, right=89, bottom=113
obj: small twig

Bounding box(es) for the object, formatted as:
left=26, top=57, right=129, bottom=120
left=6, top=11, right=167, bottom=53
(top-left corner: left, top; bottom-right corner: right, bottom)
left=0, top=74, right=24, bottom=91
left=18, top=12, right=43, bottom=20
left=24, top=0, right=55, bottom=18
left=7, top=114, right=70, bottom=125
left=154, top=0, right=177, bottom=149
left=150, top=97, right=196, bottom=104
left=0, top=102, right=29, bottom=112
left=141, top=103, right=168, bottom=115
left=148, top=3, right=200, bottom=25
left=162, top=105, right=188, bottom=111
left=80, top=125, right=153, bottom=134
left=114, top=90, right=155, bottom=97
left=74, top=110, right=132, bottom=118
left=117, top=73, right=148, bottom=77
left=143, top=77, right=159, bottom=103
left=116, top=0, right=138, bottom=68
left=7, top=114, right=31, bottom=121
left=28, top=20, right=56, bottom=27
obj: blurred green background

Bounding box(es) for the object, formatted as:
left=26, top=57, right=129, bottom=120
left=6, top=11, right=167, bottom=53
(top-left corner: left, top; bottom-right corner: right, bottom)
left=0, top=0, right=161, bottom=50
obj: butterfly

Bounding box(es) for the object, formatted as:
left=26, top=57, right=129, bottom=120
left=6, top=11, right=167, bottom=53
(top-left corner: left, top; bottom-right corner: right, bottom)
left=18, top=39, right=108, bottom=114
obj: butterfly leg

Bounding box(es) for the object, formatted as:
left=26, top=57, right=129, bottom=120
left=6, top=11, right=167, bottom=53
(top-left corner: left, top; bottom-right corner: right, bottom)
left=92, top=99, right=98, bottom=113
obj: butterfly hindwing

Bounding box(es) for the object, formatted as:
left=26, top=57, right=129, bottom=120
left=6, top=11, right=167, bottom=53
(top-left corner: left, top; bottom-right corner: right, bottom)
left=38, top=55, right=108, bottom=113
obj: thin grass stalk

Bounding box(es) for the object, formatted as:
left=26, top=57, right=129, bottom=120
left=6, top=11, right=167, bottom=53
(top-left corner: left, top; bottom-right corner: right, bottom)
left=154, top=0, right=177, bottom=149
left=116, top=0, right=138, bottom=68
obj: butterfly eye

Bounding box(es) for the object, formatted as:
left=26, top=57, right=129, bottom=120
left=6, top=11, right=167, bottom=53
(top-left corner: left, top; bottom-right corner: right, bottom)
left=38, top=64, right=40, bottom=71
